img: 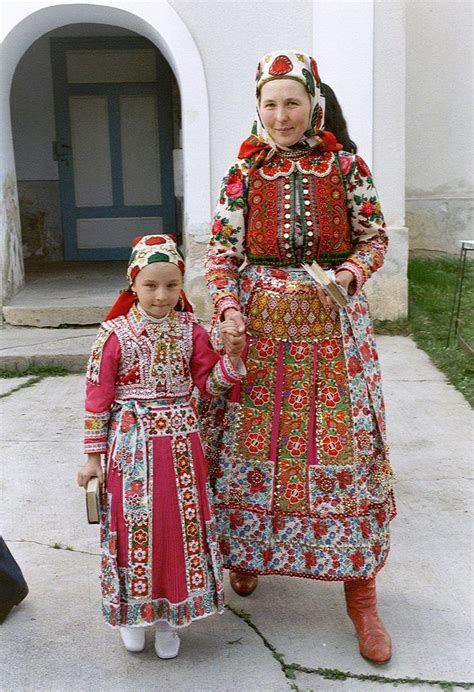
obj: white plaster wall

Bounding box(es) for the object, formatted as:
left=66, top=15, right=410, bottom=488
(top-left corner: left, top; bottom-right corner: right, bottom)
left=168, top=0, right=313, bottom=210
left=313, top=0, right=373, bottom=166
left=406, top=0, right=474, bottom=254
left=366, top=0, right=407, bottom=320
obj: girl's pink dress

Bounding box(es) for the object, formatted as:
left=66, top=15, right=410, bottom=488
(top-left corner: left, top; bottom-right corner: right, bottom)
left=84, top=304, right=243, bottom=628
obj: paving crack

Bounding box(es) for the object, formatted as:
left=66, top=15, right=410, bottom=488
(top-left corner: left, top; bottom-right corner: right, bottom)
left=6, top=538, right=100, bottom=556
left=0, top=376, right=42, bottom=399
left=227, top=605, right=474, bottom=691
left=227, top=604, right=299, bottom=690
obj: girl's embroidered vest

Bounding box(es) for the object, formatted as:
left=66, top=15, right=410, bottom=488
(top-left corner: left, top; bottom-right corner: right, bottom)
left=90, top=307, right=196, bottom=400
left=245, top=151, right=353, bottom=266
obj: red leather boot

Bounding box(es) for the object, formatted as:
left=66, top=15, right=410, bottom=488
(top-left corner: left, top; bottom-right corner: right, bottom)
left=229, top=571, right=258, bottom=596
left=344, top=578, right=392, bottom=663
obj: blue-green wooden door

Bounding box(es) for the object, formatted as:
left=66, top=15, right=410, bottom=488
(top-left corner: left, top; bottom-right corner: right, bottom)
left=51, top=37, right=176, bottom=260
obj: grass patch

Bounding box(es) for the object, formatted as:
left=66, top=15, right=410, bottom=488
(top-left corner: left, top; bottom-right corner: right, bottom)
left=0, top=365, right=70, bottom=378
left=375, top=257, right=473, bottom=406
left=408, top=257, right=473, bottom=406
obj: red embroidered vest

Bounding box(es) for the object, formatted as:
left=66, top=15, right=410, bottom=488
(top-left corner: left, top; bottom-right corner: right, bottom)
left=245, top=151, right=353, bottom=266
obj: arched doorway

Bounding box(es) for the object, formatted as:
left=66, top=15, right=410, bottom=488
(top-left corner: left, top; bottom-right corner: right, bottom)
left=1, top=2, right=210, bottom=311
left=12, top=26, right=179, bottom=262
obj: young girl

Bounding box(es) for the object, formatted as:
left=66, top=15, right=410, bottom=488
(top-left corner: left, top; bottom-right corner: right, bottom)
left=77, top=234, right=245, bottom=659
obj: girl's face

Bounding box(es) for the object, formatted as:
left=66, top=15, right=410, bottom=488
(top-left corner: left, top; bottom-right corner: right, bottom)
left=259, top=79, right=311, bottom=147
left=132, top=262, right=183, bottom=319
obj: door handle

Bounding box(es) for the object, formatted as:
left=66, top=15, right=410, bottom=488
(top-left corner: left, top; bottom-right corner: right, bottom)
left=52, top=141, right=71, bottom=165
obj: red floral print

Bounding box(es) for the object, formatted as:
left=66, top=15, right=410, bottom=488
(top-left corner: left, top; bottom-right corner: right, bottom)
left=316, top=475, right=336, bottom=494
left=254, top=338, right=275, bottom=358
left=211, top=219, right=223, bottom=236
left=355, top=155, right=370, bottom=176
left=336, top=470, right=354, bottom=490
left=273, top=515, right=286, bottom=532
left=320, top=386, right=341, bottom=408
left=359, top=342, right=372, bottom=362
left=312, top=519, right=329, bottom=539
left=244, top=431, right=266, bottom=454
left=140, top=602, right=155, bottom=622
left=287, top=435, right=307, bottom=457
left=304, top=551, right=317, bottom=569
left=120, top=410, right=136, bottom=433
left=319, top=339, right=341, bottom=360
left=375, top=509, right=387, bottom=528
left=229, top=512, right=244, bottom=530
left=360, top=201, right=375, bottom=217
left=226, top=174, right=244, bottom=198
left=249, top=385, right=270, bottom=407
left=360, top=518, right=371, bottom=539
left=347, top=355, right=363, bottom=377
left=350, top=551, right=365, bottom=571
left=289, top=343, right=310, bottom=361
left=284, top=482, right=306, bottom=504
left=262, top=548, right=273, bottom=565
left=322, top=434, right=343, bottom=458
left=288, top=388, right=309, bottom=411
left=247, top=468, right=266, bottom=494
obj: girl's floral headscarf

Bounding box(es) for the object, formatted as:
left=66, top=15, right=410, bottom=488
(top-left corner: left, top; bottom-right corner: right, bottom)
left=105, top=234, right=192, bottom=320
left=239, top=50, right=341, bottom=169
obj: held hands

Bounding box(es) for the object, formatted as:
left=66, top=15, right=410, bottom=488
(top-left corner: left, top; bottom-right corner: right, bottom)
left=220, top=315, right=246, bottom=366
left=77, top=453, right=104, bottom=488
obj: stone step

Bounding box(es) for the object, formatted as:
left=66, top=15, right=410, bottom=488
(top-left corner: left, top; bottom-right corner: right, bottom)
left=2, top=304, right=111, bottom=328
left=0, top=326, right=97, bottom=372
left=2, top=261, right=125, bottom=327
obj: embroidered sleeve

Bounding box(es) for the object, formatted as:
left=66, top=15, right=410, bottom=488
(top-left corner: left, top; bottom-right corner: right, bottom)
left=84, top=328, right=121, bottom=454
left=190, top=323, right=245, bottom=397
left=206, top=354, right=245, bottom=396
left=337, top=154, right=388, bottom=293
left=204, top=161, right=249, bottom=318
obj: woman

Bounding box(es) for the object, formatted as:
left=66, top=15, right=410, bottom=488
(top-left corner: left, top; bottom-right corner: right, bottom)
left=204, top=51, right=395, bottom=663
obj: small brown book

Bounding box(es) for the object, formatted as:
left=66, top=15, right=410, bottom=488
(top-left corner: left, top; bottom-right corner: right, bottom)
left=86, top=477, right=100, bottom=524
left=302, top=261, right=349, bottom=309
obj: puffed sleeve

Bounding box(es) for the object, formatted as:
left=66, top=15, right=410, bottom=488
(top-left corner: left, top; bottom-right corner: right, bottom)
left=337, top=154, right=388, bottom=293
left=84, top=326, right=121, bottom=454
left=191, top=323, right=245, bottom=398
left=204, top=161, right=249, bottom=319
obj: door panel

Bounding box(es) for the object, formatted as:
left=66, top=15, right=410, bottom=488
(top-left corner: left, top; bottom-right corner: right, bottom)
left=51, top=37, right=176, bottom=260
left=120, top=94, right=162, bottom=206
left=69, top=96, right=113, bottom=207
left=77, top=217, right=163, bottom=249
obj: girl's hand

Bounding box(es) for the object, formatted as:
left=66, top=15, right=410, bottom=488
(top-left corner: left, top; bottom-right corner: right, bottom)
left=221, top=319, right=246, bottom=365
left=222, top=308, right=246, bottom=334
left=77, top=454, right=104, bottom=488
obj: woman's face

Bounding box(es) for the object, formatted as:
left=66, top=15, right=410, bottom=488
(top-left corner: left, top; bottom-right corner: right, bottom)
left=259, top=79, right=311, bottom=147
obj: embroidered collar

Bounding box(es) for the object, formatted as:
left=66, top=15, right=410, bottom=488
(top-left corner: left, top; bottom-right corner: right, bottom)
left=127, top=303, right=172, bottom=336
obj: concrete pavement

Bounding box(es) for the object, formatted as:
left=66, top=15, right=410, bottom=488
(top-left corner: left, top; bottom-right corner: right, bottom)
left=0, top=336, right=473, bottom=691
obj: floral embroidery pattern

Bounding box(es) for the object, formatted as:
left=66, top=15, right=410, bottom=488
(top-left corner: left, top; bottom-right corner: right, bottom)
left=173, top=435, right=207, bottom=594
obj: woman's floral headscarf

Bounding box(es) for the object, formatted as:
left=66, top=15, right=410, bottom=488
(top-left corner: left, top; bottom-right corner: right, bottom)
left=239, top=50, right=341, bottom=167
left=105, top=234, right=192, bottom=320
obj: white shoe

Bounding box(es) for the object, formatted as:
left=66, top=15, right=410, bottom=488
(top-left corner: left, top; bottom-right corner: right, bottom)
left=154, top=622, right=181, bottom=659
left=120, top=626, right=146, bottom=652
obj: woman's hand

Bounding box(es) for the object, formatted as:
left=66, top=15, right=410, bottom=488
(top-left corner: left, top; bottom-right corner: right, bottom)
left=335, top=269, right=354, bottom=295
left=77, top=453, right=104, bottom=488
left=316, top=269, right=355, bottom=310
left=220, top=319, right=246, bottom=366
